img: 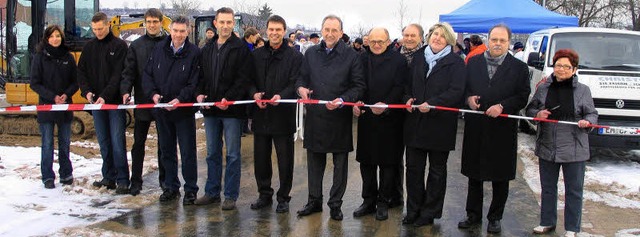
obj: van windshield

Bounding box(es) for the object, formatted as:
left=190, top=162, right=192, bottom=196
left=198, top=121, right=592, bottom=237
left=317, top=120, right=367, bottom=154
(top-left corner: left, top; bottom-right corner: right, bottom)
left=549, top=32, right=640, bottom=71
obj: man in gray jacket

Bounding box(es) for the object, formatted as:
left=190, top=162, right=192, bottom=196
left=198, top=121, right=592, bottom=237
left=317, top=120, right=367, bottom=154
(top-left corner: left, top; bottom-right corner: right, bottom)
left=295, top=14, right=366, bottom=221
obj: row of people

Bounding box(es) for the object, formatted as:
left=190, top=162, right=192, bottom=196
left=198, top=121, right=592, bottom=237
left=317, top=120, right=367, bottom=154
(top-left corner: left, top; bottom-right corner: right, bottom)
left=31, top=7, right=596, bottom=236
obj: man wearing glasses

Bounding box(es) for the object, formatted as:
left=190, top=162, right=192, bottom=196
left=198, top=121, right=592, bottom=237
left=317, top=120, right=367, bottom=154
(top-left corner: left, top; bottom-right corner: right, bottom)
left=120, top=8, right=167, bottom=196
left=459, top=24, right=531, bottom=234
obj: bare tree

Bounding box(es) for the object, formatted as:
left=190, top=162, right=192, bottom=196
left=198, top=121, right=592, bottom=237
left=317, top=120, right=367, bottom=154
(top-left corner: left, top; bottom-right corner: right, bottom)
left=396, top=0, right=408, bottom=32
left=352, top=22, right=371, bottom=38
left=630, top=0, right=640, bottom=30
left=232, top=0, right=264, bottom=29
left=171, top=0, right=201, bottom=17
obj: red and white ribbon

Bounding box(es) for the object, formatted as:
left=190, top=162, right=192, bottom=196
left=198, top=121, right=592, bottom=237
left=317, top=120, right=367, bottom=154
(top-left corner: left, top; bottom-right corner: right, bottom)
left=1, top=99, right=638, bottom=134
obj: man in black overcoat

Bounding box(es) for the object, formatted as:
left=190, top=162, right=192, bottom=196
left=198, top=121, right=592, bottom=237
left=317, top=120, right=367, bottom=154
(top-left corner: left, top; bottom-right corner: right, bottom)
left=295, top=15, right=366, bottom=221
left=458, top=24, right=531, bottom=234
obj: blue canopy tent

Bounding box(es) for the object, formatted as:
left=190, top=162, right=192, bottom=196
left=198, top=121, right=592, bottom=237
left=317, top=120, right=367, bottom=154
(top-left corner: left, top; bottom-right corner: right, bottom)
left=439, top=0, right=578, bottom=33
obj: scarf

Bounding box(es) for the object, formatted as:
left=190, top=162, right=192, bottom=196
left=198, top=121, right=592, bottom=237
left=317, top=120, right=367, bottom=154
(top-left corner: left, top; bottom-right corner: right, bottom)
left=400, top=42, right=423, bottom=64
left=484, top=51, right=507, bottom=79
left=545, top=75, right=576, bottom=121
left=424, top=45, right=451, bottom=77
left=44, top=43, right=68, bottom=59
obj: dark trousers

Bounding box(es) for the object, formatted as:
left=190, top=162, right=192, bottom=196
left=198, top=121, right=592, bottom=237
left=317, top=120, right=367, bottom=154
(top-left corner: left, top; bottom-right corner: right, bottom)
left=254, top=133, right=294, bottom=203
left=359, top=163, right=397, bottom=205
left=130, top=119, right=164, bottom=186
left=405, top=147, right=449, bottom=219
left=156, top=115, right=198, bottom=193
left=307, top=151, right=348, bottom=209
left=465, top=177, right=509, bottom=221
left=539, top=159, right=585, bottom=232
left=393, top=158, right=404, bottom=203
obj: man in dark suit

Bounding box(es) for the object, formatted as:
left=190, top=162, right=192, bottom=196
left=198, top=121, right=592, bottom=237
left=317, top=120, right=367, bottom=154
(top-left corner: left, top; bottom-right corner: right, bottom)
left=295, top=14, right=366, bottom=221
left=351, top=27, right=407, bottom=221
left=458, top=24, right=531, bottom=234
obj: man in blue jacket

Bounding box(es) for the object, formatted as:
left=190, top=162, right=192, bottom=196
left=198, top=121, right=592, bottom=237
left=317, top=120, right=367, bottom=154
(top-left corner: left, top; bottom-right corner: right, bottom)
left=142, top=15, right=200, bottom=205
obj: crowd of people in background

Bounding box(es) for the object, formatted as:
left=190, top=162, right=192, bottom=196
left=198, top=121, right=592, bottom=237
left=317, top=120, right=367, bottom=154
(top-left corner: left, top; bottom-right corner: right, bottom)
left=30, top=6, right=595, bottom=237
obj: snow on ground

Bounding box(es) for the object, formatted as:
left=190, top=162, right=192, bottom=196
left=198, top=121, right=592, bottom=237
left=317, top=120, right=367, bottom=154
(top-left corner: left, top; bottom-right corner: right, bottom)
left=0, top=146, right=160, bottom=236
left=518, top=133, right=640, bottom=210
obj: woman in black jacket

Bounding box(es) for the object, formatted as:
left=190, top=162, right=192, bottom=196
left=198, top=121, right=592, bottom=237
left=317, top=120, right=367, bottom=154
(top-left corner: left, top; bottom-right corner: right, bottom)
left=403, top=22, right=466, bottom=226
left=30, top=25, right=79, bottom=189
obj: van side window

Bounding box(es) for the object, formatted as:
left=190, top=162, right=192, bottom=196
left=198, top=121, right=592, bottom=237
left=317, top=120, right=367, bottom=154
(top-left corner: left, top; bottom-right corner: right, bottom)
left=539, top=36, right=548, bottom=66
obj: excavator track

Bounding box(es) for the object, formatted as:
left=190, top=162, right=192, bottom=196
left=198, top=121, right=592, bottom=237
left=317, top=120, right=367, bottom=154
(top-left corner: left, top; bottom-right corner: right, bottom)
left=0, top=111, right=96, bottom=139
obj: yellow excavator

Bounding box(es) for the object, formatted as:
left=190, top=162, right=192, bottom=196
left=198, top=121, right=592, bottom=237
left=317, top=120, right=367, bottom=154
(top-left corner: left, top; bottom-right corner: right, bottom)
left=0, top=0, right=170, bottom=138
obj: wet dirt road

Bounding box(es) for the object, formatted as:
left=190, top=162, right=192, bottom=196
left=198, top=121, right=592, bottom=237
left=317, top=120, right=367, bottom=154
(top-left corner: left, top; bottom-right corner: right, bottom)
left=89, top=121, right=548, bottom=237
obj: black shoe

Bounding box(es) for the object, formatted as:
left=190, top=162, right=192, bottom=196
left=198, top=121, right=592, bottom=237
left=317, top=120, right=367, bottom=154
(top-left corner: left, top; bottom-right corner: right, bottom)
left=402, top=213, right=418, bottom=225
left=414, top=216, right=434, bottom=227
left=487, top=220, right=502, bottom=233
left=297, top=202, right=322, bottom=216
left=130, top=183, right=142, bottom=196
left=93, top=179, right=116, bottom=190
left=375, top=204, right=388, bottom=221
left=115, top=184, right=130, bottom=195
left=458, top=216, right=482, bottom=229
left=159, top=189, right=180, bottom=202
left=276, top=201, right=290, bottom=213
left=250, top=198, right=272, bottom=210
left=60, top=178, right=74, bottom=186
left=44, top=180, right=55, bottom=189
left=183, top=192, right=197, bottom=205
left=353, top=203, right=376, bottom=217
left=330, top=208, right=343, bottom=221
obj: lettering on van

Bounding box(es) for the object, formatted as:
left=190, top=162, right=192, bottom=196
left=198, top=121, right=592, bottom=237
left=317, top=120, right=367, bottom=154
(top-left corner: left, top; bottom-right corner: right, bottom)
left=597, top=77, right=640, bottom=89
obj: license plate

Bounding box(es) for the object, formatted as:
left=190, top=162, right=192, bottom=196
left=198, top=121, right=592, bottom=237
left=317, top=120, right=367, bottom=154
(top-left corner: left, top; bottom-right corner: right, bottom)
left=598, top=127, right=640, bottom=136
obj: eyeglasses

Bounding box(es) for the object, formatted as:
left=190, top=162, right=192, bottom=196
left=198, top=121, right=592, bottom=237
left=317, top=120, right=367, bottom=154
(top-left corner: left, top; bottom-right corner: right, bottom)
left=553, top=64, right=573, bottom=70
left=370, top=40, right=387, bottom=46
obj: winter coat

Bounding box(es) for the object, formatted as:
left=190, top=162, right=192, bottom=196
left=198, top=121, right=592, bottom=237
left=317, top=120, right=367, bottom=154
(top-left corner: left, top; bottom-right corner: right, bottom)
left=249, top=41, right=303, bottom=135
left=77, top=32, right=128, bottom=104
left=295, top=40, right=366, bottom=153
left=30, top=47, right=78, bottom=123
left=142, top=37, right=200, bottom=120
left=120, top=33, right=166, bottom=121
left=525, top=74, right=598, bottom=163
left=355, top=47, right=407, bottom=165
left=403, top=47, right=466, bottom=151
left=461, top=53, right=530, bottom=181
left=197, top=33, right=252, bottom=119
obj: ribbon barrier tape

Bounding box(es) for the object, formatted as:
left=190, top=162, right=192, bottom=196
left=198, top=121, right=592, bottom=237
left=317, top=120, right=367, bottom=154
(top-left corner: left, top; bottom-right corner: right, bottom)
left=1, top=99, right=638, bottom=134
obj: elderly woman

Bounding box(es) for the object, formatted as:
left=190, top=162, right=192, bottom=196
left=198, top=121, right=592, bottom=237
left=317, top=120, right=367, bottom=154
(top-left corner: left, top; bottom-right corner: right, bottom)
left=402, top=22, right=466, bottom=227
left=30, top=25, right=78, bottom=189
left=525, top=49, right=597, bottom=237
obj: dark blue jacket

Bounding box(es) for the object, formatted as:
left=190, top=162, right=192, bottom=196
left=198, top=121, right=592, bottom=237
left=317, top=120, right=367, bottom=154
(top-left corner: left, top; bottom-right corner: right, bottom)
left=143, top=36, right=200, bottom=120
left=30, top=46, right=78, bottom=123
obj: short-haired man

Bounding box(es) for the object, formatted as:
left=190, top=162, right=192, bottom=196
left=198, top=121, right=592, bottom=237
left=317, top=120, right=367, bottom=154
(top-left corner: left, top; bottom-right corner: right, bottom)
left=464, top=34, right=486, bottom=64
left=120, top=8, right=167, bottom=196
left=194, top=7, right=252, bottom=211
left=78, top=12, right=129, bottom=194
left=352, top=27, right=408, bottom=221
left=243, top=27, right=260, bottom=51
left=295, top=14, right=366, bottom=221
left=248, top=15, right=303, bottom=213
left=458, top=24, right=531, bottom=234
left=400, top=23, right=425, bottom=64
left=142, top=15, right=200, bottom=205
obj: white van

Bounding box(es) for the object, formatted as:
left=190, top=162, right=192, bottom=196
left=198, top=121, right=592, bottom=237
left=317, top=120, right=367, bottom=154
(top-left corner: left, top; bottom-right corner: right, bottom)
left=523, top=27, right=640, bottom=150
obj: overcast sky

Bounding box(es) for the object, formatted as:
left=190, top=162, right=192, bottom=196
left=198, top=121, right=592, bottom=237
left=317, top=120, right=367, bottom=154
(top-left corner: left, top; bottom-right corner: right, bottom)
left=100, top=0, right=469, bottom=39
